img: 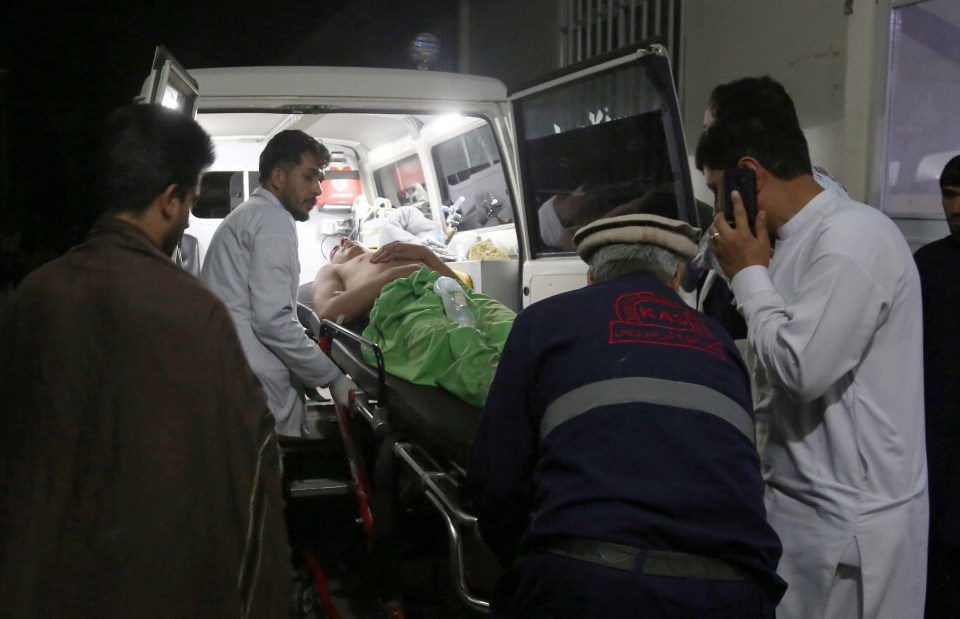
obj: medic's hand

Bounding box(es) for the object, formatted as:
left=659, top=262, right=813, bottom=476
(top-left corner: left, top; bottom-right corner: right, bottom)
left=710, top=190, right=772, bottom=278
left=329, top=375, right=358, bottom=410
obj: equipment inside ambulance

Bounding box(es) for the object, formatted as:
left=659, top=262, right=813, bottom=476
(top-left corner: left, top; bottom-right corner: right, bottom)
left=141, top=42, right=697, bottom=616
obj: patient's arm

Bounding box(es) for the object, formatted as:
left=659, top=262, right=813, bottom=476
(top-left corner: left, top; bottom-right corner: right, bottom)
left=369, top=242, right=462, bottom=282
left=312, top=262, right=422, bottom=322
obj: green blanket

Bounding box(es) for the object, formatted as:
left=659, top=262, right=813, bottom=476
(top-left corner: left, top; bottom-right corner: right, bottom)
left=362, top=267, right=516, bottom=407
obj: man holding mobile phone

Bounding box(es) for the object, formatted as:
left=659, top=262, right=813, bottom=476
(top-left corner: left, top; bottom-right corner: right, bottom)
left=695, top=76, right=928, bottom=619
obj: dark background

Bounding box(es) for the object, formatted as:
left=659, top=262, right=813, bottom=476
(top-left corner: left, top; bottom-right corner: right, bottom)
left=0, top=0, right=460, bottom=282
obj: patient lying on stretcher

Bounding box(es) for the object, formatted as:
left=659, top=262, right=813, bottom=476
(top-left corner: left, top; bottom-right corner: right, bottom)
left=312, top=237, right=515, bottom=407
left=312, top=237, right=463, bottom=323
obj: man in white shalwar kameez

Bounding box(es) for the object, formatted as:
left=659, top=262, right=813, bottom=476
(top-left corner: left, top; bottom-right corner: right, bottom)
left=694, top=76, right=928, bottom=619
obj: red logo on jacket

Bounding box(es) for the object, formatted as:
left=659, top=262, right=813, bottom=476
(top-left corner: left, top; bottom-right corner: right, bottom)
left=609, top=292, right=725, bottom=359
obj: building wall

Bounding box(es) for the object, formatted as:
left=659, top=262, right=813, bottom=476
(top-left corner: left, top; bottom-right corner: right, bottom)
left=681, top=0, right=851, bottom=204
left=286, top=0, right=461, bottom=71
left=463, top=0, right=560, bottom=89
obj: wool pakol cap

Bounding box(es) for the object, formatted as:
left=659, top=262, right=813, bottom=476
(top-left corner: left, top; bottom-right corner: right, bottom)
left=573, top=214, right=702, bottom=261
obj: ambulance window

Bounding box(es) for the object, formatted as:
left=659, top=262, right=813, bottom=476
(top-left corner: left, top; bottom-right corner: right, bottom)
left=881, top=0, right=960, bottom=226
left=193, top=171, right=245, bottom=218
left=432, top=125, right=513, bottom=232
left=374, top=154, right=430, bottom=215
left=515, top=61, right=684, bottom=256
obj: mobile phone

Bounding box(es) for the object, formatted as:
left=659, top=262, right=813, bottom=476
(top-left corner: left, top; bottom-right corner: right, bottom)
left=722, top=168, right=758, bottom=232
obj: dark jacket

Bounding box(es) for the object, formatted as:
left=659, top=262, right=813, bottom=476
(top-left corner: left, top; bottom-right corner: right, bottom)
left=914, top=234, right=960, bottom=548
left=465, top=272, right=785, bottom=602
left=0, top=217, right=291, bottom=618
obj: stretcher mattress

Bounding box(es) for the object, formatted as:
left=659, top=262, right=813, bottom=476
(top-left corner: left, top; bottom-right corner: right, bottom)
left=330, top=336, right=482, bottom=467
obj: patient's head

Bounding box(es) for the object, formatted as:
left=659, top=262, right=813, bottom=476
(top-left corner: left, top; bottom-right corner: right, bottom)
left=329, top=236, right=368, bottom=264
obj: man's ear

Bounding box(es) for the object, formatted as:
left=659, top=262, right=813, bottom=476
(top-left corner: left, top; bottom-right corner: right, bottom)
left=737, top=157, right=766, bottom=194
left=269, top=166, right=286, bottom=190
left=587, top=268, right=594, bottom=285
left=670, top=264, right=684, bottom=291
left=157, top=184, right=181, bottom=221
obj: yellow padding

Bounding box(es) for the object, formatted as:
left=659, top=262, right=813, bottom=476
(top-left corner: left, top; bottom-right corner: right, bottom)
left=451, top=269, right=473, bottom=289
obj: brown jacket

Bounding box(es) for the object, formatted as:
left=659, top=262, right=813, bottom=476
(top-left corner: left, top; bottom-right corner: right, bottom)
left=0, top=217, right=291, bottom=617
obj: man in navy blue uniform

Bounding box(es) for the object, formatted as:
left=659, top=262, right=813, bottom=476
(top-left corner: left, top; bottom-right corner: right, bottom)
left=465, top=213, right=786, bottom=618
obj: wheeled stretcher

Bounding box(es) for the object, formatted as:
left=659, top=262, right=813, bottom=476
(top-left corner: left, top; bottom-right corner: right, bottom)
left=297, top=305, right=497, bottom=614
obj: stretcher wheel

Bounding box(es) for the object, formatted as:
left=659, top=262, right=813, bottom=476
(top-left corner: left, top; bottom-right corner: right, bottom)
left=291, top=574, right=317, bottom=617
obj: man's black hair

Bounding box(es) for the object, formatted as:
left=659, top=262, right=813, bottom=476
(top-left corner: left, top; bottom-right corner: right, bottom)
left=258, top=130, right=331, bottom=181
left=695, top=76, right=812, bottom=180
left=99, top=104, right=215, bottom=214
left=708, top=76, right=801, bottom=128
left=939, top=154, right=960, bottom=190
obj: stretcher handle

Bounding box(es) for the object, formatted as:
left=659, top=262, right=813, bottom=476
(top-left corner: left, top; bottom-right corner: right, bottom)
left=392, top=443, right=488, bottom=612
left=319, top=318, right=386, bottom=401
left=424, top=492, right=490, bottom=612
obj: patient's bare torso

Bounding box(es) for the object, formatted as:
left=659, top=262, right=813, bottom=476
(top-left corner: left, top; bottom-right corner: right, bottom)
left=337, top=253, right=424, bottom=290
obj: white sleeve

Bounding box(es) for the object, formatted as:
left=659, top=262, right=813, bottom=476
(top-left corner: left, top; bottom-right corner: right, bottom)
left=731, top=253, right=890, bottom=402
left=379, top=206, right=442, bottom=245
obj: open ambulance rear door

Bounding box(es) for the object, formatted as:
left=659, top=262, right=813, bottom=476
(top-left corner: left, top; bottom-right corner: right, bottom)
left=507, top=44, right=699, bottom=308
left=140, top=46, right=200, bottom=118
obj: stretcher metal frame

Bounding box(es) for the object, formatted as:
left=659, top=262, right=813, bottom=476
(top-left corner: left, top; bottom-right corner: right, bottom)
left=315, top=316, right=492, bottom=614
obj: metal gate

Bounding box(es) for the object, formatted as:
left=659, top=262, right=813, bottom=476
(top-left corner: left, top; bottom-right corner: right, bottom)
left=558, top=0, right=683, bottom=82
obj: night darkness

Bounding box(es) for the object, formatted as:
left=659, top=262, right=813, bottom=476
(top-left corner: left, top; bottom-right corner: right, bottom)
left=1, top=0, right=459, bottom=283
